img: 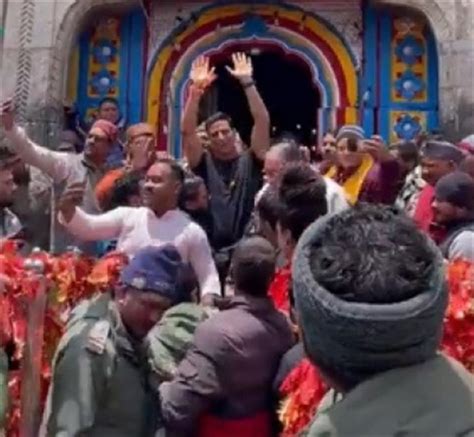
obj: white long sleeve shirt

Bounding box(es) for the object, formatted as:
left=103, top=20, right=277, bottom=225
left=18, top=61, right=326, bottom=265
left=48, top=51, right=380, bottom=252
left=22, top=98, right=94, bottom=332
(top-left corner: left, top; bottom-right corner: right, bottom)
left=60, top=207, right=221, bottom=296
left=255, top=177, right=349, bottom=215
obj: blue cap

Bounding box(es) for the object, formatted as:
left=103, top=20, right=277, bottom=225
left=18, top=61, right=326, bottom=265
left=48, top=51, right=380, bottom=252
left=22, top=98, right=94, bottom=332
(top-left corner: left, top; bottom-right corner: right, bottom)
left=121, top=245, right=184, bottom=302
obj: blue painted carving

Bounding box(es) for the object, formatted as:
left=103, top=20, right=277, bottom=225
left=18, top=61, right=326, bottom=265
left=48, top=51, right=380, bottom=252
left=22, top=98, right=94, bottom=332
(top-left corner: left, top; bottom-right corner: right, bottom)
left=242, top=14, right=268, bottom=35
left=395, top=35, right=424, bottom=65
left=92, top=38, right=118, bottom=65
left=394, top=113, right=422, bottom=140
left=394, top=69, right=425, bottom=100
left=90, top=68, right=117, bottom=95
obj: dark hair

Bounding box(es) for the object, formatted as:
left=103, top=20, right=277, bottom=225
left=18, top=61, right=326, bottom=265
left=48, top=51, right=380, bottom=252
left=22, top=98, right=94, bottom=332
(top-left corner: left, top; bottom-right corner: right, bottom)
left=109, top=172, right=142, bottom=210
left=393, top=141, right=419, bottom=165
left=256, top=187, right=282, bottom=231
left=179, top=176, right=205, bottom=208
left=232, top=236, right=276, bottom=296
left=278, top=163, right=327, bottom=242
left=205, top=112, right=233, bottom=132
left=309, top=204, right=435, bottom=304
left=155, top=158, right=185, bottom=183
left=98, top=97, right=119, bottom=109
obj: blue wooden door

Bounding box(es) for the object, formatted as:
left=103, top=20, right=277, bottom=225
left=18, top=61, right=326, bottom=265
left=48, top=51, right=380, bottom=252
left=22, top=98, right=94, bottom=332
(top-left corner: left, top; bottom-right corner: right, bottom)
left=69, top=9, right=146, bottom=126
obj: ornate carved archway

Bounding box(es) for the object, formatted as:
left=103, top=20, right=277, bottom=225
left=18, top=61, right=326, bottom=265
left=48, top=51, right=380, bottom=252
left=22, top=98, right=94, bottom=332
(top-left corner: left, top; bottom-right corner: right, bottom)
left=146, top=2, right=359, bottom=155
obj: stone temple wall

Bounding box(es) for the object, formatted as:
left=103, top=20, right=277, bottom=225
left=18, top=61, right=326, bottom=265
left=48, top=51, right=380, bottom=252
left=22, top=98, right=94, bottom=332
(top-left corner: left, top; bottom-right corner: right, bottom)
left=147, top=0, right=363, bottom=67
left=383, top=0, right=474, bottom=138
left=1, top=0, right=473, bottom=146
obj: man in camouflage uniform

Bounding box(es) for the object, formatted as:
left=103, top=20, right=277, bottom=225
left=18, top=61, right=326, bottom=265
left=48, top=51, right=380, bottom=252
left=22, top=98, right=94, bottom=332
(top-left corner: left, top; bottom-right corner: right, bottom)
left=42, top=245, right=187, bottom=437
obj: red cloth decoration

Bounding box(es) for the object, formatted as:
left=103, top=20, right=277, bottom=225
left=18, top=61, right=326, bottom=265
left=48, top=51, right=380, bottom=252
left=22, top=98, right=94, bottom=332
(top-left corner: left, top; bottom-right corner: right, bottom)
left=198, top=411, right=272, bottom=437
left=278, top=358, right=328, bottom=436
left=413, top=184, right=435, bottom=233
left=441, top=259, right=474, bottom=373
left=0, top=241, right=128, bottom=436
left=268, top=264, right=291, bottom=315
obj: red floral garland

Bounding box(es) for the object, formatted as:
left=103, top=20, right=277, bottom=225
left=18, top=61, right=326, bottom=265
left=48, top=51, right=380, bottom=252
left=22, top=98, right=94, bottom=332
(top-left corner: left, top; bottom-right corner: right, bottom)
left=279, top=358, right=327, bottom=437
left=0, top=241, right=128, bottom=436
left=441, top=259, right=474, bottom=373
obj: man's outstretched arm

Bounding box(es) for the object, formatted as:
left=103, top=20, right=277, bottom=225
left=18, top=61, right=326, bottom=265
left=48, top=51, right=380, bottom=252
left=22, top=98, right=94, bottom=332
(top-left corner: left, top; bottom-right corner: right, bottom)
left=227, top=53, right=270, bottom=160
left=182, top=57, right=216, bottom=169
left=1, top=100, right=71, bottom=183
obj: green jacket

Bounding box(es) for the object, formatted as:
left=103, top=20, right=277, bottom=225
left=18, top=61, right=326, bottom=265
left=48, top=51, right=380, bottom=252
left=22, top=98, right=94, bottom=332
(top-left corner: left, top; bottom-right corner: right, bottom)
left=306, top=355, right=474, bottom=437
left=147, top=303, right=209, bottom=384
left=42, top=293, right=158, bottom=437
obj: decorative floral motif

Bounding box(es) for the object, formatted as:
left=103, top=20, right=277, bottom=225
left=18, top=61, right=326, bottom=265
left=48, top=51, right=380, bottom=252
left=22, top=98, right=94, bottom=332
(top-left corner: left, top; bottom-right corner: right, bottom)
left=90, top=68, right=117, bottom=96
left=92, top=38, right=118, bottom=65
left=394, top=69, right=425, bottom=101
left=395, top=35, right=425, bottom=65
left=442, top=259, right=474, bottom=374
left=393, top=113, right=422, bottom=140
left=0, top=241, right=128, bottom=436
left=393, top=17, right=420, bottom=36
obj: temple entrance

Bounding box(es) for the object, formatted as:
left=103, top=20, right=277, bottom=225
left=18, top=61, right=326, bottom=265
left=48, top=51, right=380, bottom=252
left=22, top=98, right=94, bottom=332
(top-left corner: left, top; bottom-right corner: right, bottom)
left=200, top=48, right=320, bottom=146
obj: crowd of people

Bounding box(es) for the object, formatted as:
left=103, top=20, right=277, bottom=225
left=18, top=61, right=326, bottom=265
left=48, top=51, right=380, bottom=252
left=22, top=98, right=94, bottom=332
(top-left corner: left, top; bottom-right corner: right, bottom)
left=0, top=52, right=473, bottom=436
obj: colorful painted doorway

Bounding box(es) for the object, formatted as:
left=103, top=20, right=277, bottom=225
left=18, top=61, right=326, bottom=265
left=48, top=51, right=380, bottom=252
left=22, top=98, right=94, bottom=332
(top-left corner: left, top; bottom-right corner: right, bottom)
left=146, top=3, right=359, bottom=156
left=66, top=9, right=146, bottom=127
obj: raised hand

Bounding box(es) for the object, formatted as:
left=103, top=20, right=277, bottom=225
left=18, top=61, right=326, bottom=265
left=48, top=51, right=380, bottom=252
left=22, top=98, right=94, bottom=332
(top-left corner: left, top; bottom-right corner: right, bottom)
left=360, top=135, right=392, bottom=162
left=58, top=182, right=85, bottom=223
left=190, top=56, right=216, bottom=90
left=0, top=99, right=15, bottom=131
left=127, top=137, right=156, bottom=172
left=226, top=52, right=253, bottom=84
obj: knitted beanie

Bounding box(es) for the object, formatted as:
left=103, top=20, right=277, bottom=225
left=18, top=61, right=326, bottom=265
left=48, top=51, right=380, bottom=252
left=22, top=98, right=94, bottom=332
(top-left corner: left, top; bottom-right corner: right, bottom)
left=336, top=125, right=366, bottom=142
left=292, top=213, right=447, bottom=387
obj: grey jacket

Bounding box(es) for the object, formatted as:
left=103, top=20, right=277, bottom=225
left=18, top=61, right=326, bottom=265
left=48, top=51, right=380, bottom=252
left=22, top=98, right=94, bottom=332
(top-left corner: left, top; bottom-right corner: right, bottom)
left=6, top=126, right=106, bottom=253
left=306, top=355, right=474, bottom=437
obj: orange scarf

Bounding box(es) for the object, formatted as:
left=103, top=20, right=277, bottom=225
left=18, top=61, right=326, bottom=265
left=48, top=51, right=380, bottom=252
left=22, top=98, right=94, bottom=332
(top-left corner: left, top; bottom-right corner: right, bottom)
left=325, top=154, right=374, bottom=205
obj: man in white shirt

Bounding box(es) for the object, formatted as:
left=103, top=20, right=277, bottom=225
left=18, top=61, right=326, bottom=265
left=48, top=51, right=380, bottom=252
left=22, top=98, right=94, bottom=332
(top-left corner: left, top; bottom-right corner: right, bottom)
left=58, top=158, right=221, bottom=299
left=257, top=140, right=349, bottom=214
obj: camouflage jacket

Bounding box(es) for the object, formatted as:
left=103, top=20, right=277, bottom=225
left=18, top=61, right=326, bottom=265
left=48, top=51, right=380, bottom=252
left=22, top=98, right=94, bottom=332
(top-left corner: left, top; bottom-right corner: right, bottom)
left=147, top=303, right=209, bottom=386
